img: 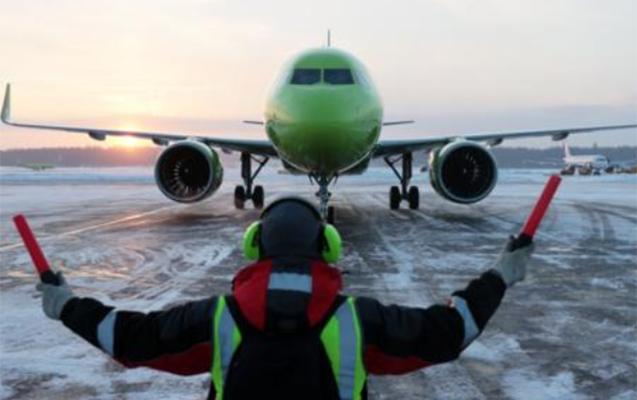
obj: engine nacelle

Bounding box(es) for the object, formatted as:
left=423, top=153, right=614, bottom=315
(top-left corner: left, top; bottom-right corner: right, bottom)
left=155, top=140, right=223, bottom=203
left=429, top=141, right=498, bottom=204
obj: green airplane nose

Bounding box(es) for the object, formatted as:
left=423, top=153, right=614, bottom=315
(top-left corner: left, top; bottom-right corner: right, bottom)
left=266, top=89, right=381, bottom=174
left=264, top=48, right=384, bottom=175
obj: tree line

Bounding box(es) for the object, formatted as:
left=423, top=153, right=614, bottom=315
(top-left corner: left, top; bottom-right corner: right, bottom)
left=0, top=145, right=635, bottom=168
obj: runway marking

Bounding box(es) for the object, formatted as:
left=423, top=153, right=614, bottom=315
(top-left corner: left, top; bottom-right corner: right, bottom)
left=0, top=205, right=179, bottom=253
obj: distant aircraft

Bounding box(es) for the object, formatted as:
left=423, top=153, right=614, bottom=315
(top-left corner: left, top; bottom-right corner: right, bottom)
left=560, top=141, right=637, bottom=175
left=561, top=141, right=609, bottom=175
left=2, top=46, right=636, bottom=221
left=20, top=163, right=55, bottom=171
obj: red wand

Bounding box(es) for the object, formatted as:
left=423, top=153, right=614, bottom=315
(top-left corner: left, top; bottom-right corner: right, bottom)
left=12, top=214, right=60, bottom=285
left=510, top=174, right=562, bottom=250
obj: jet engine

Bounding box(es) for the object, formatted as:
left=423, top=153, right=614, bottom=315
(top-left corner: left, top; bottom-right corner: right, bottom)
left=429, top=141, right=497, bottom=204
left=155, top=140, right=223, bottom=203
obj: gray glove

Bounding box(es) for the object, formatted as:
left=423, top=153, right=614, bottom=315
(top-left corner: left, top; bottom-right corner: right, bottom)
left=35, top=272, right=76, bottom=320
left=493, top=236, right=535, bottom=288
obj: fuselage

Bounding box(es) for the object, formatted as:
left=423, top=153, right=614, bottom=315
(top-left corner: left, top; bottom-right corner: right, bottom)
left=264, top=48, right=384, bottom=176
left=564, top=155, right=609, bottom=169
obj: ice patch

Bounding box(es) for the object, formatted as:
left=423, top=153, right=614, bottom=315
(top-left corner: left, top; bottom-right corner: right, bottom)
left=589, top=277, right=630, bottom=290
left=609, top=391, right=637, bottom=400
left=503, top=370, right=588, bottom=400
left=464, top=334, right=522, bottom=362
left=0, top=384, right=14, bottom=399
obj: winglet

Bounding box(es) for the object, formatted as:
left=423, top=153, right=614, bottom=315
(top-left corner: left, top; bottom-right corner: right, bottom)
left=1, top=83, right=11, bottom=123
left=383, top=120, right=415, bottom=126
left=243, top=120, right=264, bottom=126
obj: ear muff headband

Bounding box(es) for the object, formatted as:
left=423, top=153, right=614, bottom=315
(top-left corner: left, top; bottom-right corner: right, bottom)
left=260, top=196, right=322, bottom=221
left=321, top=224, right=342, bottom=264
left=243, top=221, right=261, bottom=261
left=243, top=197, right=343, bottom=263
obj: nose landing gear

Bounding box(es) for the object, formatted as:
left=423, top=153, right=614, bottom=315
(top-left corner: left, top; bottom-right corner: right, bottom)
left=310, top=174, right=337, bottom=223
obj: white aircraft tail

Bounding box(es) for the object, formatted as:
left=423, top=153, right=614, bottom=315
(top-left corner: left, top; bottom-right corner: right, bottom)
left=563, top=140, right=572, bottom=159
left=1, top=83, right=11, bottom=123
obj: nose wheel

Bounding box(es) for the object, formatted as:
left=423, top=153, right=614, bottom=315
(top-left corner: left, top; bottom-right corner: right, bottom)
left=311, top=174, right=337, bottom=222
left=234, top=152, right=269, bottom=209
left=385, top=152, right=420, bottom=210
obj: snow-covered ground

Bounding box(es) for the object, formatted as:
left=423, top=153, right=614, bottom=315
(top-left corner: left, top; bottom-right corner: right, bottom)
left=0, top=167, right=635, bottom=399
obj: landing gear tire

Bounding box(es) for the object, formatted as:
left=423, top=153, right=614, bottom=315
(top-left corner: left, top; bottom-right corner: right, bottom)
left=234, top=185, right=246, bottom=209
left=389, top=186, right=401, bottom=210
left=408, top=186, right=420, bottom=210
left=237, top=152, right=269, bottom=210
left=253, top=185, right=265, bottom=209
left=327, top=206, right=335, bottom=224
left=578, top=167, right=592, bottom=176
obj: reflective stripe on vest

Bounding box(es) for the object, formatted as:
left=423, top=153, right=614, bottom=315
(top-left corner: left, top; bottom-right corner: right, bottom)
left=320, top=297, right=367, bottom=400
left=211, top=296, right=242, bottom=400
left=210, top=296, right=366, bottom=400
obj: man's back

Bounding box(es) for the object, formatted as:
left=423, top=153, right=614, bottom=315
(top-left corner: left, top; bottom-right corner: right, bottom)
left=37, top=197, right=533, bottom=399
left=219, top=294, right=342, bottom=400
left=57, top=257, right=508, bottom=399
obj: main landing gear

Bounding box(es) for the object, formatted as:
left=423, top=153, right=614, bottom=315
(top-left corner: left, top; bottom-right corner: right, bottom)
left=234, top=152, right=269, bottom=209
left=384, top=152, right=420, bottom=210
left=310, top=174, right=337, bottom=223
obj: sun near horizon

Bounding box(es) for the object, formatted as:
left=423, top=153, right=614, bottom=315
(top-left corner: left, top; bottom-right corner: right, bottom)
left=0, top=0, right=635, bottom=150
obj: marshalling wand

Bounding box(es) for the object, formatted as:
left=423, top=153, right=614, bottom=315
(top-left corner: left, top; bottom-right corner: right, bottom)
left=510, top=174, right=562, bottom=250
left=12, top=214, right=60, bottom=285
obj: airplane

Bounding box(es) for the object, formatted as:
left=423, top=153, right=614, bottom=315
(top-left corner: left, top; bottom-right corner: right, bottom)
left=20, top=163, right=56, bottom=171
left=2, top=46, right=636, bottom=222
left=560, top=141, right=609, bottom=175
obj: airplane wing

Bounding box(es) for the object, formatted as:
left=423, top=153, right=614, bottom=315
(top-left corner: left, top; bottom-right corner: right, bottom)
left=374, top=124, right=637, bottom=157
left=1, top=84, right=277, bottom=157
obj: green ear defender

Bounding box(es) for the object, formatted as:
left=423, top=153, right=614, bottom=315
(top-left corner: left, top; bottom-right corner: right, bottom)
left=242, top=197, right=343, bottom=263
left=243, top=221, right=261, bottom=261
left=321, top=224, right=342, bottom=264
left=243, top=221, right=343, bottom=264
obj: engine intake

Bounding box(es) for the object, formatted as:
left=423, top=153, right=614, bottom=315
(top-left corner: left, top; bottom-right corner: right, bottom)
left=155, top=140, right=223, bottom=203
left=429, top=141, right=498, bottom=204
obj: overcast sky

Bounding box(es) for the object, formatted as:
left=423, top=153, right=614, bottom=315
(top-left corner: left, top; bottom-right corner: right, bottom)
left=0, top=0, right=635, bottom=149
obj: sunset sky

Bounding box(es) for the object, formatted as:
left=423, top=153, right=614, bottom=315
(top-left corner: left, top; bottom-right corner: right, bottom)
left=0, top=0, right=635, bottom=149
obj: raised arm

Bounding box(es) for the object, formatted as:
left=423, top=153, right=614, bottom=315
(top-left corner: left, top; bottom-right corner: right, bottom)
left=356, top=237, right=534, bottom=375
left=37, top=274, right=218, bottom=376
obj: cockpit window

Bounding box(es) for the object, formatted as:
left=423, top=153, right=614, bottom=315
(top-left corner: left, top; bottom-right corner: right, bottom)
left=354, top=69, right=371, bottom=88
left=324, top=68, right=355, bottom=85
left=291, top=69, right=321, bottom=85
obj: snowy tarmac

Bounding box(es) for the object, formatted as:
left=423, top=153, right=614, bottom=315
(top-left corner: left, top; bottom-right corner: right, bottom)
left=1, top=167, right=636, bottom=400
